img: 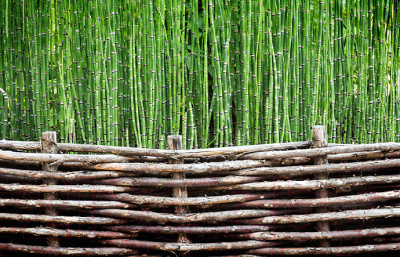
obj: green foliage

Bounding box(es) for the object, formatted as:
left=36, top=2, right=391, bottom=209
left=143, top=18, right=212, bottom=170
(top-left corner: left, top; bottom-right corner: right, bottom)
left=0, top=0, right=399, bottom=147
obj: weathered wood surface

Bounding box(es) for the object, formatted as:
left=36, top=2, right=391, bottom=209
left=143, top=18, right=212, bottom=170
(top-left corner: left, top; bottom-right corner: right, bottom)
left=0, top=243, right=141, bottom=255
left=0, top=199, right=134, bottom=209
left=100, top=239, right=281, bottom=251
left=329, top=150, right=400, bottom=162
left=204, top=174, right=400, bottom=191
left=95, top=175, right=266, bottom=187
left=3, top=151, right=400, bottom=170
left=168, top=135, right=190, bottom=246
left=0, top=213, right=125, bottom=224
left=207, top=158, right=400, bottom=177
left=89, top=208, right=306, bottom=224
left=236, top=226, right=400, bottom=241
left=61, top=158, right=400, bottom=176
left=4, top=158, right=400, bottom=179
left=0, top=140, right=40, bottom=151
left=0, top=174, right=38, bottom=183
left=260, top=207, right=400, bottom=224
left=109, top=225, right=271, bottom=234
left=312, top=126, right=330, bottom=248
left=238, top=142, right=400, bottom=160
left=99, top=192, right=278, bottom=206
left=0, top=140, right=312, bottom=158
left=245, top=242, right=400, bottom=255
left=41, top=131, right=60, bottom=247
left=0, top=158, right=41, bottom=167
left=0, top=167, right=127, bottom=179
left=243, top=190, right=400, bottom=208
left=82, top=160, right=272, bottom=173
left=0, top=184, right=134, bottom=193
left=0, top=227, right=131, bottom=238
left=0, top=167, right=170, bottom=179
left=0, top=150, right=135, bottom=163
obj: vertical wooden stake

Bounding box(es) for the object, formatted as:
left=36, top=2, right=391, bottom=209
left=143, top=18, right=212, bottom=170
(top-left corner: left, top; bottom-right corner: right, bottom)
left=312, top=125, right=330, bottom=248
left=168, top=135, right=191, bottom=251
left=41, top=131, right=60, bottom=247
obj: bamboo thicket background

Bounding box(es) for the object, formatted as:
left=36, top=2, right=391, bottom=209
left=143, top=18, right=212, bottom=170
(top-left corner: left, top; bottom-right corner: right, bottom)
left=0, top=0, right=399, bottom=148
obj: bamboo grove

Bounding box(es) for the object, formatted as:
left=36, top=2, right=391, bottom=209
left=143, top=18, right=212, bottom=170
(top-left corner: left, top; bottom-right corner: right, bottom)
left=0, top=0, right=399, bottom=148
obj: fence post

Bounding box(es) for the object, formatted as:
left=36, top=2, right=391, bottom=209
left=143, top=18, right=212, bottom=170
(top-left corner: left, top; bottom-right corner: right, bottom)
left=168, top=135, right=191, bottom=251
left=312, top=125, right=330, bottom=248
left=41, top=131, right=60, bottom=247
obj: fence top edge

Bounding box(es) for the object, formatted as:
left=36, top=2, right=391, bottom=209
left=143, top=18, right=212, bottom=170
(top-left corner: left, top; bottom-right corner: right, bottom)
left=0, top=140, right=313, bottom=157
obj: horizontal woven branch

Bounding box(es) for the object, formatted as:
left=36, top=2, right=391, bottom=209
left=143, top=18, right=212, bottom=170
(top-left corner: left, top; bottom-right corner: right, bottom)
left=0, top=243, right=142, bottom=256
left=0, top=140, right=312, bottom=158
left=245, top=242, right=400, bottom=255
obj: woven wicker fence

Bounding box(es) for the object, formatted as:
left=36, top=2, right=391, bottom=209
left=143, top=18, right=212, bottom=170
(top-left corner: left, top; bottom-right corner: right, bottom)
left=1, top=126, right=400, bottom=256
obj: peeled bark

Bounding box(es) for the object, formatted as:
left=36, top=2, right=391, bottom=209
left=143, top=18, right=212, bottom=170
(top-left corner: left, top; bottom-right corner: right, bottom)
left=245, top=242, right=400, bottom=255
left=238, top=142, right=400, bottom=160
left=0, top=199, right=135, bottom=209
left=84, top=160, right=273, bottom=173
left=236, top=226, right=400, bottom=241
left=100, top=239, right=281, bottom=251
left=263, top=190, right=400, bottom=208
left=0, top=167, right=169, bottom=180
left=99, top=192, right=278, bottom=206
left=0, top=243, right=141, bottom=256
left=261, top=207, right=400, bottom=224
left=0, top=183, right=134, bottom=193
left=312, top=126, right=330, bottom=248
left=0, top=174, right=38, bottom=183
left=206, top=159, right=400, bottom=177
left=0, top=150, right=135, bottom=164
left=109, top=225, right=272, bottom=234
left=211, top=174, right=400, bottom=191
left=168, top=135, right=190, bottom=247
left=89, top=209, right=293, bottom=224
left=95, top=175, right=266, bottom=187
left=41, top=131, right=60, bottom=247
left=0, top=227, right=131, bottom=238
left=0, top=213, right=125, bottom=225
left=0, top=140, right=312, bottom=158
